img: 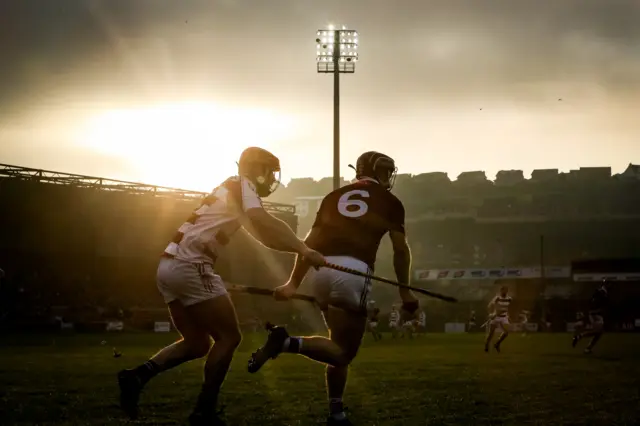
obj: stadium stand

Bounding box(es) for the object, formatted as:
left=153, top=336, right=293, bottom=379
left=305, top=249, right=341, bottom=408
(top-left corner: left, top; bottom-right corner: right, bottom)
left=0, top=164, right=299, bottom=331
left=1, top=163, right=639, bottom=333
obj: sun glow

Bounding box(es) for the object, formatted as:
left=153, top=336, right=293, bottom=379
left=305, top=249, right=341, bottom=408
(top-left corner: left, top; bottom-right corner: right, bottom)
left=79, top=102, right=298, bottom=191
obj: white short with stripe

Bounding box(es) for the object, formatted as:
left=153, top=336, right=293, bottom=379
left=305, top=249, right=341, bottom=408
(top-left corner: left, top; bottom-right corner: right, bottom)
left=490, top=315, right=510, bottom=330
left=307, top=255, right=371, bottom=314
left=157, top=256, right=227, bottom=306
left=590, top=314, right=604, bottom=327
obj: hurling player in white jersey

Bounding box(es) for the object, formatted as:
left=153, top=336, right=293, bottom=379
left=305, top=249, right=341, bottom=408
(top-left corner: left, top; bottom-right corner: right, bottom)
left=484, top=286, right=512, bottom=353
left=389, top=306, right=401, bottom=338
left=520, top=309, right=530, bottom=336
left=416, top=309, right=427, bottom=335
left=117, top=147, right=325, bottom=426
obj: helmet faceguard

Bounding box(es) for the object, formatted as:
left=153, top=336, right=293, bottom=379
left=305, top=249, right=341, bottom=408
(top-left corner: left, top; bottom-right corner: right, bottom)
left=350, top=151, right=398, bottom=190
left=238, top=147, right=282, bottom=197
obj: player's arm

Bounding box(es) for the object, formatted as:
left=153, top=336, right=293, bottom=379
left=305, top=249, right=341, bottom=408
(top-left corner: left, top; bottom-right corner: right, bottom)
left=387, top=198, right=417, bottom=312
left=244, top=207, right=309, bottom=254
left=487, top=296, right=497, bottom=311
left=389, top=230, right=412, bottom=291
left=286, top=227, right=322, bottom=288
left=234, top=178, right=308, bottom=255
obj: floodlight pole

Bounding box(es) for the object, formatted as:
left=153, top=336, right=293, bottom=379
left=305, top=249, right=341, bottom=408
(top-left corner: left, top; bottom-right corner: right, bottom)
left=332, top=31, right=341, bottom=191
left=316, top=27, right=358, bottom=191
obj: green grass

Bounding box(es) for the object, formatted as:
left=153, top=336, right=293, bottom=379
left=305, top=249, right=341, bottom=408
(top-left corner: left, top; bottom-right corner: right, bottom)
left=1, top=332, right=639, bottom=425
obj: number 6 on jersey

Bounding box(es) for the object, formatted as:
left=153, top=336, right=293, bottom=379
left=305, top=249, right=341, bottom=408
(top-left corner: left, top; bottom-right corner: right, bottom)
left=338, top=190, right=370, bottom=218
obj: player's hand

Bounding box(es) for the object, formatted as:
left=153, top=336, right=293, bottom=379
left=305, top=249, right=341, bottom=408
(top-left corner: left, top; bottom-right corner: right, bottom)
left=274, top=283, right=298, bottom=301
left=301, top=247, right=326, bottom=269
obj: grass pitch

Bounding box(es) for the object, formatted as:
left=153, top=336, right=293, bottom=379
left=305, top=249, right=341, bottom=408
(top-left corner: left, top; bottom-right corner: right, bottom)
left=1, top=332, right=639, bottom=425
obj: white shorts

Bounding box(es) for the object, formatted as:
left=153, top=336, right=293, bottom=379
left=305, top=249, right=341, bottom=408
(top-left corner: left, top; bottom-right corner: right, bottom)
left=490, top=315, right=510, bottom=330
left=590, top=315, right=604, bottom=326
left=418, top=321, right=426, bottom=328
left=389, top=321, right=399, bottom=328
left=369, top=322, right=378, bottom=328
left=307, top=256, right=371, bottom=315
left=157, top=257, right=227, bottom=306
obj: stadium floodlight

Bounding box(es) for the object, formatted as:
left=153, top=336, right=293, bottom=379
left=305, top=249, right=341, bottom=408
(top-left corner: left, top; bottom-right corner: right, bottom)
left=315, top=24, right=359, bottom=190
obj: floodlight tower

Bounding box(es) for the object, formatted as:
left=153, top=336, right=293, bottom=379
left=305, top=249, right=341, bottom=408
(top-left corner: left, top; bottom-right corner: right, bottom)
left=316, top=25, right=359, bottom=190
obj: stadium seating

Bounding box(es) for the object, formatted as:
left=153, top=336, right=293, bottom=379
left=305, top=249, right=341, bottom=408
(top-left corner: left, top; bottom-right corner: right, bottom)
left=1, top=163, right=639, bottom=330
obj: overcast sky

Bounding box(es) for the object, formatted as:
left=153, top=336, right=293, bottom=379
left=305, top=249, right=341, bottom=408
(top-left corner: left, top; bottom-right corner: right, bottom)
left=1, top=0, right=639, bottom=190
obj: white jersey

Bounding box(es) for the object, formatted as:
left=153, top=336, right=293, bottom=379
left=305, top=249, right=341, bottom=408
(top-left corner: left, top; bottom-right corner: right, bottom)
left=418, top=311, right=426, bottom=326
left=389, top=311, right=400, bottom=324
left=491, top=295, right=512, bottom=318
left=164, top=176, right=262, bottom=264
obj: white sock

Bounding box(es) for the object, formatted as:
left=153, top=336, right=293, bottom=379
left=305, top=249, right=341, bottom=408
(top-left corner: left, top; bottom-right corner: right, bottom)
left=282, top=337, right=302, bottom=352
left=331, top=412, right=347, bottom=420
left=330, top=398, right=345, bottom=420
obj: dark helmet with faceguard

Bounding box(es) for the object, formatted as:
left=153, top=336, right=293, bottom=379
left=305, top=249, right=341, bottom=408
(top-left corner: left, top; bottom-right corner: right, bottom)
left=350, top=151, right=398, bottom=190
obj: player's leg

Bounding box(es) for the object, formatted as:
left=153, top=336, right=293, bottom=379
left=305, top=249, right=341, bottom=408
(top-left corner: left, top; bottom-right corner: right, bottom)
left=187, top=293, right=242, bottom=424
left=324, top=306, right=366, bottom=425
left=145, top=301, right=212, bottom=378
left=406, top=322, right=414, bottom=339
left=369, top=322, right=379, bottom=341
left=118, top=258, right=212, bottom=420
left=248, top=267, right=351, bottom=372
left=484, top=322, right=495, bottom=352
left=583, top=316, right=604, bottom=354
left=118, top=301, right=211, bottom=418
left=572, top=320, right=585, bottom=348
left=495, top=319, right=509, bottom=352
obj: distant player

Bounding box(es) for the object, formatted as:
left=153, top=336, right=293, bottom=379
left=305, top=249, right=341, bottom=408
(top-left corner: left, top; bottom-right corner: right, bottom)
left=247, top=151, right=418, bottom=426
left=520, top=309, right=530, bottom=336
left=401, top=313, right=416, bottom=339
left=389, top=306, right=401, bottom=338
left=116, top=147, right=326, bottom=426
left=367, top=303, right=382, bottom=341
left=545, top=312, right=553, bottom=332
left=485, top=286, right=512, bottom=353
left=467, top=310, right=477, bottom=332
left=573, top=311, right=586, bottom=335
left=416, top=309, right=427, bottom=335
left=573, top=279, right=610, bottom=354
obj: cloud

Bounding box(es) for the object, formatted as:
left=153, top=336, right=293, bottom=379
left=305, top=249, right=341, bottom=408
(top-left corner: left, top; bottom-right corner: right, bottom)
left=1, top=0, right=639, bottom=113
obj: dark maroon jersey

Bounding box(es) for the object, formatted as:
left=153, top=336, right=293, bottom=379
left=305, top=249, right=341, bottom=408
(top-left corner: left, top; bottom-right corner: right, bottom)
left=308, top=179, right=405, bottom=270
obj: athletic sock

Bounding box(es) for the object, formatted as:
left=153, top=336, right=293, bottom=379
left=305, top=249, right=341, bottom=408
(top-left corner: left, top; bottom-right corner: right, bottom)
left=329, top=398, right=346, bottom=420
left=194, top=384, right=219, bottom=416
left=282, top=337, right=302, bottom=353
left=497, top=333, right=508, bottom=345
left=133, top=360, right=161, bottom=385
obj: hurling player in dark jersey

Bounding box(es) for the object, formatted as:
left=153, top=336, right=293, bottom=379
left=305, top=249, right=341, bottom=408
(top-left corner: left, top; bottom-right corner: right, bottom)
left=247, top=151, right=418, bottom=426
left=573, top=279, right=611, bottom=354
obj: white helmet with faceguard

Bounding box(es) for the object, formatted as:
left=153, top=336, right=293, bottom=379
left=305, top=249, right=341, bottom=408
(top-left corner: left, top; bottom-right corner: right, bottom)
left=238, top=147, right=281, bottom=197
